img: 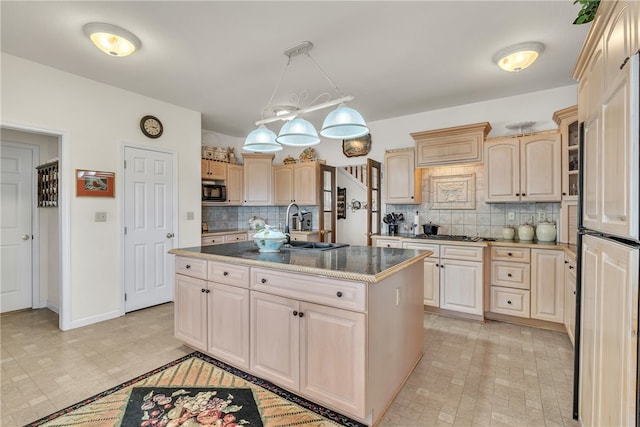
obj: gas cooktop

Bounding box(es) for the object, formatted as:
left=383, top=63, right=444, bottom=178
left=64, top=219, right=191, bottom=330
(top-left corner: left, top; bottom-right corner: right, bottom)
left=411, top=234, right=495, bottom=242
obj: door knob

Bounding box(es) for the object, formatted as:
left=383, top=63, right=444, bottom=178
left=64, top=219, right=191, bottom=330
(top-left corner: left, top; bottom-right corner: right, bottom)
left=166, top=233, right=174, bottom=238
left=21, top=234, right=30, bottom=240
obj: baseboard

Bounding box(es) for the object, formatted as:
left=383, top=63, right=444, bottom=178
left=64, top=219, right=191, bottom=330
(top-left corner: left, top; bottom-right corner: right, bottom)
left=69, top=308, right=122, bottom=329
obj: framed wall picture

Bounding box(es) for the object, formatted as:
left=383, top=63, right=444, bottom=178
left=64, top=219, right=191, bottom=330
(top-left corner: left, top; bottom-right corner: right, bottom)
left=342, top=134, right=371, bottom=157
left=76, top=169, right=115, bottom=197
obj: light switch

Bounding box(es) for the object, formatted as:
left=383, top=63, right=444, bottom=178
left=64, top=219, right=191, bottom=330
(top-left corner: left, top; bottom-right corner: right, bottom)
left=186, top=211, right=194, bottom=220
left=95, top=212, right=107, bottom=222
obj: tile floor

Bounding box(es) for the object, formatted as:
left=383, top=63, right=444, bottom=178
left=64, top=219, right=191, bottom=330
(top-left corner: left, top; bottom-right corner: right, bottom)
left=0, top=304, right=579, bottom=427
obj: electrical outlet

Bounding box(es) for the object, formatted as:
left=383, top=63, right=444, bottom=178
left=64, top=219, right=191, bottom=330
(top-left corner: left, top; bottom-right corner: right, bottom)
left=186, top=211, right=194, bottom=220
left=508, top=211, right=515, bottom=220
left=538, top=212, right=546, bottom=221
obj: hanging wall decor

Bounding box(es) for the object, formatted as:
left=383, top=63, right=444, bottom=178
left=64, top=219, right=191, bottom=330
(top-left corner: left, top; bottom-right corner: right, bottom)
left=76, top=169, right=115, bottom=197
left=342, top=133, right=371, bottom=157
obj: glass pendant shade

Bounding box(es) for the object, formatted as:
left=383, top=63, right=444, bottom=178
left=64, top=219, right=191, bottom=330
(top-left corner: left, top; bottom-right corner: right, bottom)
left=243, top=125, right=282, bottom=152
left=320, top=106, right=369, bottom=139
left=276, top=118, right=320, bottom=146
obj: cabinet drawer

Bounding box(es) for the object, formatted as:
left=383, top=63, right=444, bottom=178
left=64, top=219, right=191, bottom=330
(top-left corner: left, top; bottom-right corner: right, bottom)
left=402, top=242, right=440, bottom=257
left=491, top=261, right=530, bottom=290
left=374, top=238, right=402, bottom=248
left=490, top=286, right=530, bottom=318
left=175, top=256, right=207, bottom=279
left=441, top=245, right=484, bottom=262
left=491, top=246, right=531, bottom=262
left=251, top=268, right=367, bottom=312
left=201, top=235, right=227, bottom=246
left=225, top=233, right=248, bottom=243
left=208, top=261, right=250, bottom=288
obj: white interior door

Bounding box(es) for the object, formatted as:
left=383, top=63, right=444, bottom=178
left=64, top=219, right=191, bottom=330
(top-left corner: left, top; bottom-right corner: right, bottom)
left=124, top=146, right=175, bottom=312
left=1, top=142, right=34, bottom=312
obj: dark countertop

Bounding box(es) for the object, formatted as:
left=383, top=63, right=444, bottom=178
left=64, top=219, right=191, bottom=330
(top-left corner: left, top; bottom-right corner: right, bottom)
left=169, top=241, right=432, bottom=283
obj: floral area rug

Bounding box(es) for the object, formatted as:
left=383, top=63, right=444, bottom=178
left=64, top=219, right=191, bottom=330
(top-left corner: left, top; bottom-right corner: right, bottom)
left=26, top=351, right=366, bottom=427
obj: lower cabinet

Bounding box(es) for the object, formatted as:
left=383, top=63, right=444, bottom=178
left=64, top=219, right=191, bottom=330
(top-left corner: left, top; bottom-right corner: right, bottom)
left=250, top=291, right=366, bottom=416
left=563, top=254, right=577, bottom=347
left=402, top=242, right=439, bottom=307
left=201, top=232, right=248, bottom=246
left=174, top=258, right=250, bottom=370
left=530, top=249, right=564, bottom=323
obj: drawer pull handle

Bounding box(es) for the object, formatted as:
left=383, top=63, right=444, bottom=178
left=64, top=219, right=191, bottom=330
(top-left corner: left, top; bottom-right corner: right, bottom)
left=292, top=311, right=298, bottom=317
left=186, top=264, right=191, bottom=269
left=507, top=300, right=512, bottom=305
left=337, top=291, right=343, bottom=298
left=261, top=278, right=267, bottom=284
left=507, top=273, right=512, bottom=277
left=298, top=312, right=304, bottom=318
left=223, top=271, right=229, bottom=276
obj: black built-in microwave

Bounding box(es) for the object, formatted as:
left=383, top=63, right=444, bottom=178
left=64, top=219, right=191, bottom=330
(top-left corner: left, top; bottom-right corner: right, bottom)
left=202, top=181, right=226, bottom=202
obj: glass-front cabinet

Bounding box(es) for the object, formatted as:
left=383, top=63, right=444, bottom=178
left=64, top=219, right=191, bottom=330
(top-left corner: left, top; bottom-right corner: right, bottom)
left=554, top=105, right=579, bottom=201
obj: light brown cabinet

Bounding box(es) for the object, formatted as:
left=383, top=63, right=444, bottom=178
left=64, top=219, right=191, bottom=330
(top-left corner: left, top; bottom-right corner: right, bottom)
left=242, top=154, right=273, bottom=206
left=201, top=231, right=247, bottom=247
left=273, top=161, right=319, bottom=206
left=484, top=133, right=562, bottom=203
left=563, top=253, right=576, bottom=347
left=384, top=148, right=421, bottom=204
left=530, top=249, right=564, bottom=323
left=489, top=246, right=531, bottom=318
left=402, top=241, right=440, bottom=307
left=174, top=258, right=251, bottom=369
left=225, top=163, right=243, bottom=205
left=411, top=122, right=491, bottom=167
left=553, top=105, right=580, bottom=201
left=201, top=159, right=227, bottom=180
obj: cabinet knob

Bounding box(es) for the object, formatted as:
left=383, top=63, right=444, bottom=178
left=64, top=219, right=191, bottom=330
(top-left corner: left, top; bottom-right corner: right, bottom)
left=201, top=288, right=206, bottom=293
left=435, top=263, right=440, bottom=267
left=292, top=311, right=298, bottom=317
left=515, top=193, right=520, bottom=196
left=569, top=265, right=574, bottom=270
left=298, top=312, right=304, bottom=318
left=336, top=291, right=343, bottom=298
left=522, top=193, right=526, bottom=196
left=223, top=271, right=229, bottom=276
left=564, top=260, right=568, bottom=264
left=206, top=289, right=210, bottom=293
left=186, top=264, right=191, bottom=269
left=507, top=273, right=512, bottom=277
left=261, top=278, right=267, bottom=284
left=573, top=290, right=576, bottom=295
left=507, top=253, right=512, bottom=256
left=562, top=192, right=567, bottom=196
left=507, top=300, right=512, bottom=305
left=440, top=264, right=444, bottom=269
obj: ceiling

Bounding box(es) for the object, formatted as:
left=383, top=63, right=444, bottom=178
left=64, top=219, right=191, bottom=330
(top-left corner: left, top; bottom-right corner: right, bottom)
left=0, top=1, right=590, bottom=139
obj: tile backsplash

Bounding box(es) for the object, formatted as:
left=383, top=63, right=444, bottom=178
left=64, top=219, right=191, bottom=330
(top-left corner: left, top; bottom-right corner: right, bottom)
left=386, top=164, right=560, bottom=239
left=203, top=205, right=319, bottom=232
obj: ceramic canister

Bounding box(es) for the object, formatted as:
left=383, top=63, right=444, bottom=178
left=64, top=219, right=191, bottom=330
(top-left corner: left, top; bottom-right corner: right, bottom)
left=518, top=224, right=535, bottom=241
left=536, top=222, right=557, bottom=242
left=502, top=226, right=515, bottom=240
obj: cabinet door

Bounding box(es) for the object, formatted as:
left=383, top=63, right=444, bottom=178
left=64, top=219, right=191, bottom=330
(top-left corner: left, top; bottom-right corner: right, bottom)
left=564, top=258, right=576, bottom=347
left=293, top=162, right=318, bottom=205
left=250, top=291, right=299, bottom=390
left=273, top=164, right=294, bottom=206
left=201, top=159, right=210, bottom=180
left=174, top=274, right=208, bottom=350
left=520, top=134, right=562, bottom=202
left=439, top=259, right=483, bottom=315
left=226, top=164, right=243, bottom=205
left=385, top=149, right=420, bottom=204
left=484, top=138, right=519, bottom=202
left=243, top=156, right=273, bottom=205
left=207, top=282, right=250, bottom=369
left=299, top=301, right=366, bottom=418
left=530, top=249, right=564, bottom=323
left=423, top=258, right=440, bottom=307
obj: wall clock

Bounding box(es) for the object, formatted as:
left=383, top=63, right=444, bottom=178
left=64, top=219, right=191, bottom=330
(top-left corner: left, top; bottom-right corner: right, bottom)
left=140, top=115, right=163, bottom=139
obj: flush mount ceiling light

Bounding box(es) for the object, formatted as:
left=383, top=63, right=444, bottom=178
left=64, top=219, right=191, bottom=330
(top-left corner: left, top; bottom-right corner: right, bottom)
left=83, top=22, right=141, bottom=57
left=493, top=42, right=545, bottom=72
left=243, top=40, right=369, bottom=152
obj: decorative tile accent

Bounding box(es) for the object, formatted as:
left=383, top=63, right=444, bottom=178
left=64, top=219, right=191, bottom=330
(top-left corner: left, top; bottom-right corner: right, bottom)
left=430, top=173, right=476, bottom=210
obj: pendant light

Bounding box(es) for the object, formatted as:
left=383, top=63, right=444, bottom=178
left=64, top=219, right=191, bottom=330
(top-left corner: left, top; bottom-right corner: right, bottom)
left=243, top=125, right=282, bottom=152
left=244, top=41, right=369, bottom=152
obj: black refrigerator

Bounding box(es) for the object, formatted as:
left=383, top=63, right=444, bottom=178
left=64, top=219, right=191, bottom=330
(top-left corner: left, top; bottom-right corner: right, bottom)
left=573, top=52, right=640, bottom=426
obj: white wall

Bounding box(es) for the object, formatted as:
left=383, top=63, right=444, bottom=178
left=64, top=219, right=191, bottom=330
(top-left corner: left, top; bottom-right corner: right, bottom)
left=1, top=53, right=202, bottom=328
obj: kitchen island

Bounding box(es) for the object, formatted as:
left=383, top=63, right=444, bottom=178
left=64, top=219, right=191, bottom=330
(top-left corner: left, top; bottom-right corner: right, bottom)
left=169, top=242, right=431, bottom=426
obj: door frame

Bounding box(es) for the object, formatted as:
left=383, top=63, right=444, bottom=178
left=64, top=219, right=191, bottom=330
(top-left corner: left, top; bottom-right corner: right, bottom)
left=119, top=143, right=179, bottom=315
left=1, top=121, right=71, bottom=330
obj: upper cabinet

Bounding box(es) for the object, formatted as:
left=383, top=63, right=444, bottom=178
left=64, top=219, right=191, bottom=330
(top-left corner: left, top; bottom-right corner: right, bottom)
left=384, top=148, right=421, bottom=204
left=484, top=133, right=561, bottom=203
left=553, top=105, right=579, bottom=201
left=411, top=122, right=492, bottom=167
left=273, top=161, right=320, bottom=206
left=242, top=154, right=274, bottom=206
left=201, top=159, right=227, bottom=180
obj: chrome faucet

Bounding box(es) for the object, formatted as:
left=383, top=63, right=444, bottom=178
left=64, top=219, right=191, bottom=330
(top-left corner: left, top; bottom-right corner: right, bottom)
left=284, top=202, right=299, bottom=245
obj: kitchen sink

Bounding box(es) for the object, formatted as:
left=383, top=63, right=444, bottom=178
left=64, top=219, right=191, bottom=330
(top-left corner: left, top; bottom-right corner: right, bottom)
left=282, top=241, right=350, bottom=251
